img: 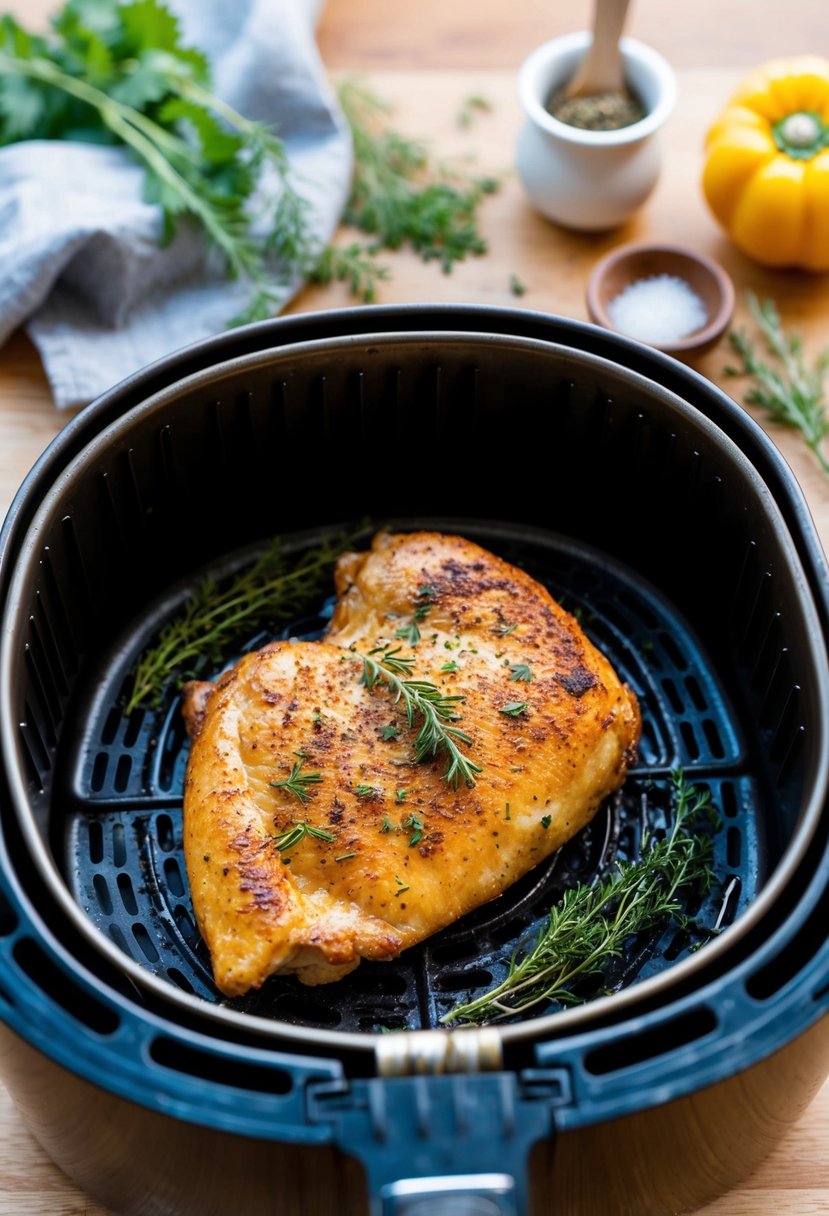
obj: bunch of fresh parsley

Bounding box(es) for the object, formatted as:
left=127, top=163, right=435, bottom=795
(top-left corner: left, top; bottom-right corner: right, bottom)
left=0, top=0, right=339, bottom=321
left=0, top=0, right=497, bottom=321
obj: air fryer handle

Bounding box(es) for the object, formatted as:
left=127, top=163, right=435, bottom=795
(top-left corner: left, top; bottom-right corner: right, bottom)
left=378, top=1172, right=519, bottom=1215
left=307, top=1070, right=565, bottom=1216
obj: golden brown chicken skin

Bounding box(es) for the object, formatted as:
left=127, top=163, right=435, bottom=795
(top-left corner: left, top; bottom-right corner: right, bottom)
left=181, top=531, right=640, bottom=996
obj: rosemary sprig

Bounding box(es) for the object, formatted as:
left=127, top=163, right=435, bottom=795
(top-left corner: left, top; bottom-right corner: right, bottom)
left=270, top=754, right=323, bottom=805
left=125, top=532, right=351, bottom=714
left=725, top=292, right=829, bottom=477
left=442, top=770, right=718, bottom=1025
left=271, top=819, right=336, bottom=852
left=356, top=645, right=482, bottom=788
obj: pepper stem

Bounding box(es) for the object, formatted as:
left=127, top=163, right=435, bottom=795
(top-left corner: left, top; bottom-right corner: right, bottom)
left=773, top=110, right=829, bottom=160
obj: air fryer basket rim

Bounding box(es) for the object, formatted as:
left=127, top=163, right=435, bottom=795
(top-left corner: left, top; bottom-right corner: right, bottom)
left=3, top=304, right=826, bottom=614
left=3, top=328, right=828, bottom=1056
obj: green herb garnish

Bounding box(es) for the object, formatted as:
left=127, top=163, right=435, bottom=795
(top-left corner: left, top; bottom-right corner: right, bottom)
left=354, top=783, right=375, bottom=798
left=379, top=723, right=400, bottom=741
left=271, top=755, right=324, bottom=805
left=395, top=621, right=421, bottom=646
left=457, top=93, right=491, bottom=129
left=499, top=701, right=528, bottom=717
left=509, top=663, right=533, bottom=683
left=271, top=818, right=336, bottom=853
left=337, top=79, right=499, bottom=275
left=726, top=292, right=829, bottom=477
left=380, top=814, right=398, bottom=833
left=402, top=813, right=425, bottom=846
left=442, top=770, right=717, bottom=1025
left=356, top=644, right=482, bottom=787
left=125, top=530, right=351, bottom=713
left=0, top=1, right=386, bottom=324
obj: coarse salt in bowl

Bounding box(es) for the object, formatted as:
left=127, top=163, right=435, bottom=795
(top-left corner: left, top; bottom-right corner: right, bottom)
left=586, top=242, right=736, bottom=356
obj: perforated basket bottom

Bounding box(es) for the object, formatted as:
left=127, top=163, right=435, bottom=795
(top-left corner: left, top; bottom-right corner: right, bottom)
left=59, top=522, right=760, bottom=1031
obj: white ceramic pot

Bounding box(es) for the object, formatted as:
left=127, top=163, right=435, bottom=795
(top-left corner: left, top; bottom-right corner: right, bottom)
left=516, top=32, right=677, bottom=231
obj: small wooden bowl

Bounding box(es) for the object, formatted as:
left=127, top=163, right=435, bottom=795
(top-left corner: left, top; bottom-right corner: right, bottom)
left=585, top=242, right=735, bottom=356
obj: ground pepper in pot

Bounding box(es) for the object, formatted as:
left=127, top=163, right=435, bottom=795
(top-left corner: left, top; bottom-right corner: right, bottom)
left=548, top=88, right=645, bottom=130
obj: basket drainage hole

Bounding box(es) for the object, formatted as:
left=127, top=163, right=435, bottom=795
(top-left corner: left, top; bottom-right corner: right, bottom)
left=132, top=923, right=159, bottom=963
left=726, top=828, right=742, bottom=869
left=659, top=632, right=689, bottom=673
left=164, top=858, right=185, bottom=897
left=156, top=813, right=177, bottom=853
left=112, top=822, right=127, bottom=867
left=720, top=783, right=738, bottom=819
left=114, top=754, right=133, bottom=792
left=429, top=941, right=479, bottom=965
left=88, top=819, right=104, bottom=864
left=661, top=678, right=684, bottom=714
left=166, top=968, right=196, bottom=994
left=703, top=718, right=725, bottom=759
left=680, top=721, right=701, bottom=760
left=92, top=873, right=113, bottom=916
left=91, top=753, right=108, bottom=792
left=117, top=872, right=138, bottom=916
left=437, top=969, right=493, bottom=993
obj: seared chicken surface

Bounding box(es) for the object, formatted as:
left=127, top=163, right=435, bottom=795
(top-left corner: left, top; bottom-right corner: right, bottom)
left=181, top=531, right=640, bottom=996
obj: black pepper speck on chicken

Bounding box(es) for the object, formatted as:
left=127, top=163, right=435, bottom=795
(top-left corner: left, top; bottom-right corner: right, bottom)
left=181, top=531, right=641, bottom=996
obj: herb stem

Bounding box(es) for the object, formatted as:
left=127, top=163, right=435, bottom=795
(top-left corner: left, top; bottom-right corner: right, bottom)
left=125, top=532, right=352, bottom=714
left=0, top=53, right=253, bottom=276
left=442, top=770, right=717, bottom=1025
left=726, top=293, right=829, bottom=477
left=354, top=645, right=482, bottom=787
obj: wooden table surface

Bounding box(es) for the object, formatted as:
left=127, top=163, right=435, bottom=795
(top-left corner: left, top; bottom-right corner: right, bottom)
left=1, top=2, right=828, bottom=1213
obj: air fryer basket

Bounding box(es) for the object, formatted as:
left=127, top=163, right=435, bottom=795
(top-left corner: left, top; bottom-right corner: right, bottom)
left=0, top=310, right=828, bottom=1216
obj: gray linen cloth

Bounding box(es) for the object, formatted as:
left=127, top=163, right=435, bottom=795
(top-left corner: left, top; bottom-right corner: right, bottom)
left=0, top=0, right=352, bottom=409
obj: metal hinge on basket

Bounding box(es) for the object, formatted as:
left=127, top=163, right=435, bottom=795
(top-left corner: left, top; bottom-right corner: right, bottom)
left=306, top=1047, right=572, bottom=1216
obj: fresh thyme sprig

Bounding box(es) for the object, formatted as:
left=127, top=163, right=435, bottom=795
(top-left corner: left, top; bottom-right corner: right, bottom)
left=271, top=818, right=336, bottom=852
left=355, top=644, right=482, bottom=788
left=442, top=770, right=718, bottom=1025
left=336, top=79, right=499, bottom=274
left=125, top=531, right=351, bottom=714
left=725, top=293, right=829, bottom=477
left=270, top=754, right=324, bottom=805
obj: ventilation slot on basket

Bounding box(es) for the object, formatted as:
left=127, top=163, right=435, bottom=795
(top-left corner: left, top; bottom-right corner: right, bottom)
left=583, top=1006, right=718, bottom=1076
left=746, top=881, right=829, bottom=1003
left=0, top=892, right=18, bottom=938
left=12, top=937, right=120, bottom=1035
left=149, top=1036, right=294, bottom=1095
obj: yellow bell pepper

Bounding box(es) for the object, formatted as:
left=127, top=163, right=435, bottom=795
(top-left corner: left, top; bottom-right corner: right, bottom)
left=702, top=56, right=829, bottom=271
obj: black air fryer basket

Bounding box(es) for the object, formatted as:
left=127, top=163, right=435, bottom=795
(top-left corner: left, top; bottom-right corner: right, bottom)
left=0, top=305, right=828, bottom=1216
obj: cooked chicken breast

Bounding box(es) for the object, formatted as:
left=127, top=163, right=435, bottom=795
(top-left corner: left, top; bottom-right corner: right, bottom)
left=181, top=531, right=640, bottom=996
